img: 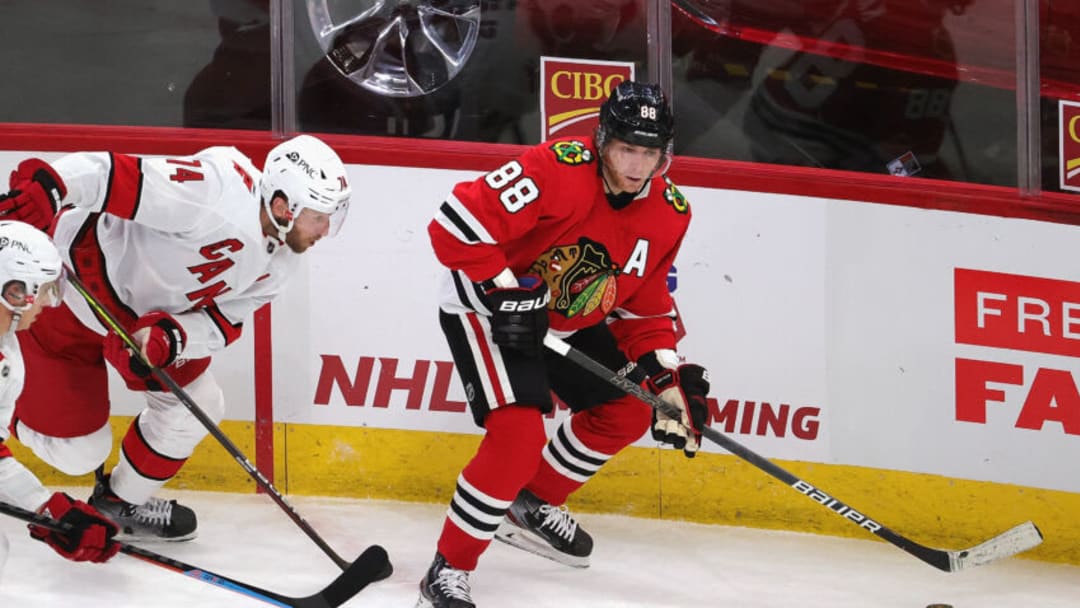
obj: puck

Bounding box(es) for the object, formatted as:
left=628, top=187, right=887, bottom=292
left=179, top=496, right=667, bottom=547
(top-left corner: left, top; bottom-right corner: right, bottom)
left=926, top=605, right=953, bottom=608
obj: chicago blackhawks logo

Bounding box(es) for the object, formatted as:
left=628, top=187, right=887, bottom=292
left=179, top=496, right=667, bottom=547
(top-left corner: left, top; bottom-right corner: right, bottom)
left=663, top=177, right=688, bottom=214
left=529, top=237, right=619, bottom=319
left=549, top=141, right=594, bottom=166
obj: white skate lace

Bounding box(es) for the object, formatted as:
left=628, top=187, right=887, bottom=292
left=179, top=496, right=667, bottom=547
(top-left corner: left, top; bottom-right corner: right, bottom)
left=434, top=566, right=472, bottom=601
left=130, top=497, right=175, bottom=527
left=538, top=504, right=578, bottom=542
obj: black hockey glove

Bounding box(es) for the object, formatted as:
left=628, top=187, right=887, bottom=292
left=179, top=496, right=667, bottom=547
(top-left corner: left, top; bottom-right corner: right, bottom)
left=645, top=363, right=710, bottom=458
left=485, top=276, right=550, bottom=358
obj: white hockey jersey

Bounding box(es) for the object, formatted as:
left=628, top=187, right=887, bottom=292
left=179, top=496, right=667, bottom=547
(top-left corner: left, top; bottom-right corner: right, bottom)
left=50, top=146, right=298, bottom=359
left=0, top=328, right=50, bottom=512
left=0, top=329, right=26, bottom=443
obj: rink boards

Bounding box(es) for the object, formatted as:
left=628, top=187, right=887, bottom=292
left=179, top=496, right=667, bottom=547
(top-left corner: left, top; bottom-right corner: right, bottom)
left=2, top=147, right=1079, bottom=566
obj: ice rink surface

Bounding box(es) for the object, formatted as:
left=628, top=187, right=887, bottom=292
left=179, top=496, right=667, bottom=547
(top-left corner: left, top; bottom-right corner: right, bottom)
left=0, top=488, right=1075, bottom=607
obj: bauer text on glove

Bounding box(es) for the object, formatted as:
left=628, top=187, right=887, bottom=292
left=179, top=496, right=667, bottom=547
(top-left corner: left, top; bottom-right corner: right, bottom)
left=485, top=275, right=550, bottom=358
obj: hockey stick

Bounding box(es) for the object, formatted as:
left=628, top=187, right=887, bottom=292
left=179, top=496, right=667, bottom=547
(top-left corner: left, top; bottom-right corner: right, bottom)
left=0, top=499, right=386, bottom=607
left=543, top=334, right=1043, bottom=572
left=63, top=268, right=391, bottom=579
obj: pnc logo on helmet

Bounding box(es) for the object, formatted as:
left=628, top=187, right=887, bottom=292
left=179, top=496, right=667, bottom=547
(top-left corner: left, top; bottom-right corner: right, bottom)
left=0, top=237, right=31, bottom=253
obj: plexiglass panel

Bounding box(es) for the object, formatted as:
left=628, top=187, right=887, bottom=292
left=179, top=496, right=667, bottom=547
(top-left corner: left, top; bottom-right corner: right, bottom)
left=1041, top=2, right=1080, bottom=193
left=0, top=0, right=1074, bottom=196
left=0, top=1, right=270, bottom=130
left=294, top=0, right=650, bottom=144
left=670, top=0, right=1022, bottom=186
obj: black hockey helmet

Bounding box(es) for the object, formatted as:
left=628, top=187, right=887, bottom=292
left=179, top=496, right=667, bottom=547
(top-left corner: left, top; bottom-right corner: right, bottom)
left=596, top=80, right=674, bottom=151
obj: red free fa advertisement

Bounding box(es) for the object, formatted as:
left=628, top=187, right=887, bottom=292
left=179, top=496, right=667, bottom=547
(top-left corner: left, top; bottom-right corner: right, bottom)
left=954, top=268, right=1080, bottom=435
left=540, top=57, right=634, bottom=141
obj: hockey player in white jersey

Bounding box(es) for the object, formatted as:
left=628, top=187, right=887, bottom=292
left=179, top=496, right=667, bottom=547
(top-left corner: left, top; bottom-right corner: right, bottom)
left=0, top=221, right=120, bottom=565
left=0, top=135, right=350, bottom=541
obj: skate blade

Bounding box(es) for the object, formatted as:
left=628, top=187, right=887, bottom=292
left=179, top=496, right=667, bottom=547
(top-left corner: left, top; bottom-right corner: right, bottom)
left=115, top=530, right=198, bottom=543
left=414, top=588, right=434, bottom=608
left=494, top=522, right=590, bottom=569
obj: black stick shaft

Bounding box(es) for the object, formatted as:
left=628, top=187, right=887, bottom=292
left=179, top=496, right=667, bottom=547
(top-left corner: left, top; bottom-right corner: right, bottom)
left=0, top=499, right=385, bottom=607
left=64, top=269, right=352, bottom=570
left=542, top=334, right=1041, bottom=572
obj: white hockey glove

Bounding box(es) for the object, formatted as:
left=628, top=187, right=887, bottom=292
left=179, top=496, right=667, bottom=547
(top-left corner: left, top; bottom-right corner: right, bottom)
left=640, top=351, right=710, bottom=458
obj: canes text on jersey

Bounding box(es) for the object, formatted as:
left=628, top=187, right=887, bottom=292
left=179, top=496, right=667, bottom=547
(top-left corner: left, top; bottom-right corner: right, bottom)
left=186, top=239, right=243, bottom=308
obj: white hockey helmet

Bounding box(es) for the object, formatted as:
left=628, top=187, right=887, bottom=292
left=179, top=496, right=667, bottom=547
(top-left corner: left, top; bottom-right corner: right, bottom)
left=260, top=134, right=351, bottom=242
left=0, top=220, right=64, bottom=315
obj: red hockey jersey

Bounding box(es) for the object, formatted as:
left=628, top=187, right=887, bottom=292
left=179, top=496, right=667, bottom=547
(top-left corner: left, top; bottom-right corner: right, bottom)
left=428, top=137, right=691, bottom=360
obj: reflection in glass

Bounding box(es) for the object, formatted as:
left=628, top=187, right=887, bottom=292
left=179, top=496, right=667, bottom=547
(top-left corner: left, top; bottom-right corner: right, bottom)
left=306, top=0, right=482, bottom=97
left=0, top=3, right=225, bottom=128
left=184, top=0, right=273, bottom=130
left=673, top=0, right=980, bottom=181
left=297, top=0, right=648, bottom=144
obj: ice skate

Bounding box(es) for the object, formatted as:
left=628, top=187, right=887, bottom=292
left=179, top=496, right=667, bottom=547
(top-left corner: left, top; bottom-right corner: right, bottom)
left=88, top=470, right=197, bottom=542
left=415, top=552, right=475, bottom=608
left=495, top=489, right=593, bottom=568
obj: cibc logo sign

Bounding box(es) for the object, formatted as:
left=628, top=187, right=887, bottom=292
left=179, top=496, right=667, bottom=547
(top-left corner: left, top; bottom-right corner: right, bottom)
left=540, top=56, right=633, bottom=140
left=1058, top=99, right=1080, bottom=192
left=954, top=268, right=1080, bottom=435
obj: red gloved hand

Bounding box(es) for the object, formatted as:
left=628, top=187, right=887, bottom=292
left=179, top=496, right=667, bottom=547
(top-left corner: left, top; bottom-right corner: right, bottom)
left=0, top=158, right=66, bottom=230
left=103, top=311, right=186, bottom=384
left=29, top=492, right=120, bottom=563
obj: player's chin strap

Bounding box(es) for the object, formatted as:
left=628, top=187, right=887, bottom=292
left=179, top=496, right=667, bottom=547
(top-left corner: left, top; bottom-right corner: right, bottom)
left=1, top=300, right=27, bottom=336
left=600, top=173, right=639, bottom=210
left=263, top=194, right=294, bottom=244
left=5, top=311, right=20, bottom=336
left=598, top=152, right=670, bottom=210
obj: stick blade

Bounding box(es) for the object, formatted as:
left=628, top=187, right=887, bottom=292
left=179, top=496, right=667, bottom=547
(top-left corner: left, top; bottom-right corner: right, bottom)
left=950, top=521, right=1043, bottom=571
left=301, top=545, right=392, bottom=608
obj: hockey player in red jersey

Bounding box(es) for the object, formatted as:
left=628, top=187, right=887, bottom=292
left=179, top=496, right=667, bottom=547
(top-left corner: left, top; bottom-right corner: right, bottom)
left=0, top=135, right=350, bottom=541
left=0, top=221, right=119, bottom=564
left=419, top=81, right=711, bottom=607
